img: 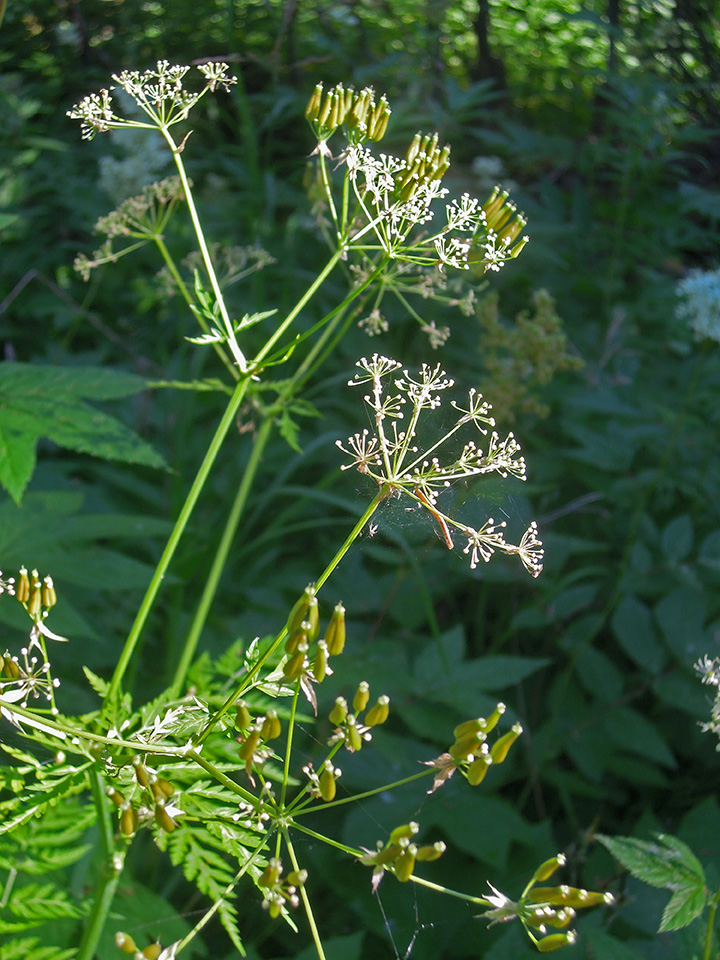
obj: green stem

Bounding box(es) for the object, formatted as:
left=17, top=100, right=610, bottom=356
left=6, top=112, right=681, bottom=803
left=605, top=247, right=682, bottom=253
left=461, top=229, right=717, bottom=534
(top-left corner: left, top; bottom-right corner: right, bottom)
left=410, top=874, right=490, bottom=907
left=702, top=888, right=720, bottom=960
left=292, top=768, right=431, bottom=817
left=291, top=821, right=360, bottom=856
left=283, top=830, right=327, bottom=960
left=168, top=417, right=275, bottom=697
left=105, top=375, right=251, bottom=705
left=185, top=749, right=259, bottom=805
left=279, top=683, right=301, bottom=811
left=76, top=769, right=125, bottom=960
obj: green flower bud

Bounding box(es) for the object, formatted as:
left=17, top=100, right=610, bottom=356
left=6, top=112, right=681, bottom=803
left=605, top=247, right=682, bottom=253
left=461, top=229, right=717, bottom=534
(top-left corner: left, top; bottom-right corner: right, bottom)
left=132, top=756, right=151, bottom=787
left=364, top=695, right=390, bottom=726
left=325, top=602, right=346, bottom=656
left=142, top=944, right=163, bottom=960
left=3, top=656, right=20, bottom=679
left=532, top=854, right=566, bottom=883
left=154, top=799, right=177, bottom=833
left=150, top=777, right=175, bottom=801
left=353, top=681, right=370, bottom=713
left=490, top=723, right=522, bottom=764
left=261, top=710, right=282, bottom=741
left=415, top=841, right=446, bottom=862
left=328, top=696, right=348, bottom=726
left=466, top=754, right=493, bottom=786
left=106, top=786, right=125, bottom=807
left=260, top=857, right=282, bottom=887
left=238, top=728, right=261, bottom=764
left=120, top=804, right=138, bottom=836
left=286, top=869, right=307, bottom=887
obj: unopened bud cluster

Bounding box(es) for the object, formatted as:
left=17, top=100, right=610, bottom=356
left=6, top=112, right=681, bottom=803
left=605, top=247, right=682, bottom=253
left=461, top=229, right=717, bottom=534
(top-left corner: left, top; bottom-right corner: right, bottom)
left=106, top=756, right=178, bottom=837
left=359, top=821, right=446, bottom=891
left=236, top=702, right=282, bottom=782
left=281, top=585, right=346, bottom=685
left=479, top=853, right=614, bottom=952
left=258, top=857, right=308, bottom=918
left=328, top=681, right=390, bottom=753
left=15, top=566, right=57, bottom=621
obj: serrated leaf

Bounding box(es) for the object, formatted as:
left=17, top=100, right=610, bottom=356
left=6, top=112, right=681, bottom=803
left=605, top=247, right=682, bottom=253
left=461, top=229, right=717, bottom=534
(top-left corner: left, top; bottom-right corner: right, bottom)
left=0, top=362, right=166, bottom=503
left=660, top=882, right=708, bottom=931
left=597, top=833, right=705, bottom=889
left=5, top=882, right=83, bottom=922
left=82, top=665, right=110, bottom=698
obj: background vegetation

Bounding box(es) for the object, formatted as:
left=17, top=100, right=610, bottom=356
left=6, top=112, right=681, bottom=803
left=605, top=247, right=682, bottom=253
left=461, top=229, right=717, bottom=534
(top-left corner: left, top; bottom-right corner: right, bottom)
left=1, top=1, right=720, bottom=958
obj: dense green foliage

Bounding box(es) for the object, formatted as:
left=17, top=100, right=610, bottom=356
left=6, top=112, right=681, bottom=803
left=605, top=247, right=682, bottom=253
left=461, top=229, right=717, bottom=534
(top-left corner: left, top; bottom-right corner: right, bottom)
left=2, top=2, right=720, bottom=959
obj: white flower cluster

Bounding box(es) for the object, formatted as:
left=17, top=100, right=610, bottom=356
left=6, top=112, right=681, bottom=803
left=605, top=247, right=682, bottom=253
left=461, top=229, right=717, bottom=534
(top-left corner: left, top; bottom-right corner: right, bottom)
left=676, top=268, right=720, bottom=344
left=696, top=655, right=720, bottom=745
left=336, top=355, right=543, bottom=577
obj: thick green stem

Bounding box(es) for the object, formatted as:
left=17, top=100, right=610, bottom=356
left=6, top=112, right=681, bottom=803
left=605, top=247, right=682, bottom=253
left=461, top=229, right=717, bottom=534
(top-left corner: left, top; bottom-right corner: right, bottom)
left=106, top=375, right=251, bottom=705
left=702, top=889, right=719, bottom=960
left=76, top=769, right=125, bottom=960
left=168, top=417, right=274, bottom=697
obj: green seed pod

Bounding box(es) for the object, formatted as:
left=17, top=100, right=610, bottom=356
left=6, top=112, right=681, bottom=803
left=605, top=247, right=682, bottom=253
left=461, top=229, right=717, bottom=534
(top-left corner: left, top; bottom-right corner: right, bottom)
left=544, top=907, right=575, bottom=929
left=268, top=898, right=283, bottom=918
left=490, top=723, right=522, bottom=764
left=287, top=868, right=307, bottom=887
left=328, top=696, right=348, bottom=726
left=483, top=702, right=506, bottom=734
left=115, top=932, right=138, bottom=954
left=317, top=92, right=332, bottom=127
left=286, top=584, right=315, bottom=634
left=406, top=133, right=422, bottom=164
left=285, top=624, right=308, bottom=655
left=260, top=857, right=282, bottom=887
left=42, top=575, right=57, bottom=608
left=120, top=805, right=138, bottom=836
left=305, top=83, right=323, bottom=121
left=453, top=717, right=486, bottom=740
left=150, top=777, right=175, bottom=801
left=370, top=109, right=390, bottom=141
left=533, top=854, right=566, bottom=884
left=466, top=754, right=493, bottom=786
left=16, top=566, right=30, bottom=604
left=389, top=822, right=419, bottom=845
left=415, top=841, right=446, bottom=862
left=313, top=639, right=329, bottom=682
left=3, top=656, right=20, bottom=679
left=261, top=710, right=282, bottom=741
left=132, top=756, right=151, bottom=787
left=364, top=695, right=390, bottom=727
left=510, top=236, right=529, bottom=259
left=346, top=715, right=363, bottom=752
left=238, top=728, right=261, bottom=763
left=536, top=931, right=577, bottom=953
left=154, top=800, right=177, bottom=833
left=393, top=846, right=416, bottom=882
left=106, top=786, right=125, bottom=807
left=142, top=944, right=163, bottom=960
left=27, top=575, right=42, bottom=618
left=282, top=646, right=308, bottom=680
left=353, top=681, right=370, bottom=713
left=450, top=731, right=486, bottom=760
left=319, top=762, right=337, bottom=801
left=235, top=700, right=252, bottom=731
left=526, top=886, right=607, bottom=909
left=305, top=596, right=320, bottom=641
left=324, top=602, right=346, bottom=656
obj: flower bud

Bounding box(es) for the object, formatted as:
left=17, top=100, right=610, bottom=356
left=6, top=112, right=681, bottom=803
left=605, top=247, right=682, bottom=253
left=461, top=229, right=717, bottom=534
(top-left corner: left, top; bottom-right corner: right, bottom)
left=324, top=602, right=346, bottom=656
left=132, top=756, right=151, bottom=787
left=150, top=777, right=175, bottom=801
left=16, top=567, right=30, bottom=604
left=115, top=932, right=138, bottom=954
left=353, top=681, right=370, bottom=713
left=261, top=710, right=282, bottom=741
left=364, top=695, right=390, bottom=726
left=142, top=945, right=163, bottom=960
left=328, top=696, right=348, bottom=726
left=532, top=854, right=566, bottom=883
left=490, top=723, right=522, bottom=764
left=286, top=869, right=307, bottom=887
left=319, top=761, right=338, bottom=802
left=238, top=728, right=261, bottom=764
left=154, top=800, right=177, bottom=833
left=106, top=786, right=125, bottom=807
left=415, top=841, right=446, bottom=862
left=260, top=858, right=282, bottom=887
left=3, top=656, right=20, bottom=679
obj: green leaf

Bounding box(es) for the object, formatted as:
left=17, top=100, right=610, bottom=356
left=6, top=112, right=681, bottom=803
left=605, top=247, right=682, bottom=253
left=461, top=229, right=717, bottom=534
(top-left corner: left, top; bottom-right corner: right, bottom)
left=597, top=833, right=708, bottom=932
left=0, top=362, right=166, bottom=503
left=0, top=937, right=76, bottom=960
left=611, top=594, right=666, bottom=674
